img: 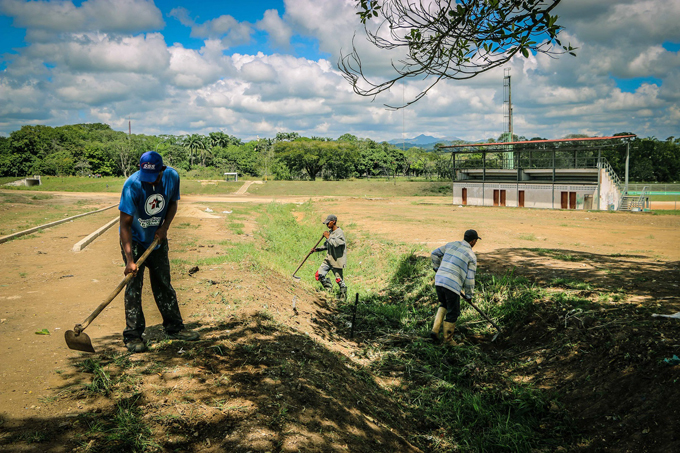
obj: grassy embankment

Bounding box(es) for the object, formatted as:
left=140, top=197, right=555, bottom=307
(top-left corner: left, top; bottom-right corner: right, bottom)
left=172, top=200, right=575, bottom=451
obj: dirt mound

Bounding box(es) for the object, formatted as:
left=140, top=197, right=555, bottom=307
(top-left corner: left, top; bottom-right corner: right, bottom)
left=486, top=249, right=680, bottom=452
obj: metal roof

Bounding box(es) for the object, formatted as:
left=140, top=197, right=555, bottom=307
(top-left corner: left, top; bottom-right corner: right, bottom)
left=440, top=134, right=637, bottom=149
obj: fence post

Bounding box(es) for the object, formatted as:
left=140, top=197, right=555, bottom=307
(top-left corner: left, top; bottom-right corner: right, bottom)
left=350, top=293, right=359, bottom=339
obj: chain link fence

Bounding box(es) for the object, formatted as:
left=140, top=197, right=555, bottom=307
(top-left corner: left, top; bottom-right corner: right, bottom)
left=627, top=184, right=680, bottom=210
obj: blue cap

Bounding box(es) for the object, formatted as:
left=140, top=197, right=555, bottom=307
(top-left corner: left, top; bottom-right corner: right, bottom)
left=139, top=151, right=165, bottom=183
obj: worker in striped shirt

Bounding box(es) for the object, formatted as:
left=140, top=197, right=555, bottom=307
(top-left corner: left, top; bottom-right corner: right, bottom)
left=429, top=229, right=480, bottom=346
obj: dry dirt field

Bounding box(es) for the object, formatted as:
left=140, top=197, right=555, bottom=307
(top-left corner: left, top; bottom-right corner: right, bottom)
left=1, top=189, right=679, bottom=452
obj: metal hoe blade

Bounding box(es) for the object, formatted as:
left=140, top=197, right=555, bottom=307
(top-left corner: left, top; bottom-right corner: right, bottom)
left=65, top=329, right=96, bottom=353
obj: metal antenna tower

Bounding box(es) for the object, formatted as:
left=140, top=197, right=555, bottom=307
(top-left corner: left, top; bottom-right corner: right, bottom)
left=502, top=68, right=514, bottom=168
left=503, top=68, right=513, bottom=141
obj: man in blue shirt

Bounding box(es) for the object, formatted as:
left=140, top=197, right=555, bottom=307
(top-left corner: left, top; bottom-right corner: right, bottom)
left=430, top=229, right=480, bottom=346
left=119, top=151, right=199, bottom=353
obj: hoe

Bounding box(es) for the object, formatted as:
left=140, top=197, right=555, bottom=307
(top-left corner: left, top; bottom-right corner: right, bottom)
left=65, top=238, right=160, bottom=353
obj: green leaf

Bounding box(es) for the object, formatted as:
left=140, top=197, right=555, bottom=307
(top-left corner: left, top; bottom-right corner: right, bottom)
left=521, top=47, right=529, bottom=58
left=35, top=328, right=50, bottom=335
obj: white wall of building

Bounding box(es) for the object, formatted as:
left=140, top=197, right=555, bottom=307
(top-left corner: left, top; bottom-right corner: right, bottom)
left=453, top=183, right=597, bottom=209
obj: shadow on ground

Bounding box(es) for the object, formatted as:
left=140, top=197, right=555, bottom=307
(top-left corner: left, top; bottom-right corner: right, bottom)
left=0, top=314, right=420, bottom=453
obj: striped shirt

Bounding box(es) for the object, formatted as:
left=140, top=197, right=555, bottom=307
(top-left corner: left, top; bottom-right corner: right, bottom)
left=431, top=240, right=477, bottom=298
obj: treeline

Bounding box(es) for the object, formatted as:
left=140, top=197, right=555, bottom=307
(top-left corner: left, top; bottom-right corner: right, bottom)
left=0, top=124, right=451, bottom=180
left=1, top=124, right=679, bottom=182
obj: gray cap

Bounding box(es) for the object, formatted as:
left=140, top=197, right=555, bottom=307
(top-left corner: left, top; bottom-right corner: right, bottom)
left=464, top=229, right=481, bottom=241
left=322, top=214, right=337, bottom=225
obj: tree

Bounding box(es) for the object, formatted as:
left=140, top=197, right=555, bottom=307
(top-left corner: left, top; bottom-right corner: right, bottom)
left=183, top=134, right=207, bottom=167
left=340, top=0, right=575, bottom=108
left=75, top=159, right=92, bottom=176
left=274, top=140, right=332, bottom=181
left=112, top=140, right=136, bottom=178
left=337, top=133, right=358, bottom=142
left=275, top=132, right=300, bottom=142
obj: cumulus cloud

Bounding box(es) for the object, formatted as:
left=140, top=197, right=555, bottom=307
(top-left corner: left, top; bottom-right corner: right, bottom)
left=168, top=7, right=253, bottom=48
left=0, top=0, right=163, bottom=37
left=255, top=9, right=293, bottom=49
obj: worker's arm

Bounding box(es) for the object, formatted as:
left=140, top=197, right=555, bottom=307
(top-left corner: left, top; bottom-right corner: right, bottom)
left=463, top=256, right=477, bottom=299
left=431, top=246, right=445, bottom=272
left=155, top=199, right=178, bottom=241
left=325, top=229, right=345, bottom=247
left=120, top=212, right=137, bottom=276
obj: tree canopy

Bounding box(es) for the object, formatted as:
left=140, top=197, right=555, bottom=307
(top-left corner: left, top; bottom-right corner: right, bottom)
left=1, top=123, right=677, bottom=183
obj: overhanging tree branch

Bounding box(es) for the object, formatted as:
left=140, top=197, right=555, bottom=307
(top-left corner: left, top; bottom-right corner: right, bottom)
left=339, top=0, right=575, bottom=109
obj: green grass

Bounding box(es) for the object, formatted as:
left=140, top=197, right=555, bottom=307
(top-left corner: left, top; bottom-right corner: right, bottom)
left=0, top=192, right=103, bottom=236
left=247, top=179, right=451, bottom=197
left=653, top=210, right=680, bottom=216
left=7, top=176, right=125, bottom=193
left=528, top=248, right=585, bottom=262
left=3, top=175, right=241, bottom=195
left=549, top=291, right=593, bottom=310
left=86, top=395, right=157, bottom=452
left=549, top=277, right=593, bottom=291
left=77, top=358, right=113, bottom=396
left=519, top=233, right=538, bottom=241
left=0, top=176, right=21, bottom=185
left=648, top=195, right=680, bottom=201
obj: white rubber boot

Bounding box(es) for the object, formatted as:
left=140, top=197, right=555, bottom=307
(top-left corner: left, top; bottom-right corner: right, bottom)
left=443, top=321, right=458, bottom=346
left=430, top=307, right=447, bottom=342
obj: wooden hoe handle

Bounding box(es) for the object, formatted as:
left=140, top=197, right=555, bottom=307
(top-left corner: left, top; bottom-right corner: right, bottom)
left=292, top=234, right=326, bottom=278
left=74, top=237, right=161, bottom=334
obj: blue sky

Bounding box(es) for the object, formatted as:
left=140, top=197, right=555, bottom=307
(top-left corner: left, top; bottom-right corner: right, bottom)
left=1, top=0, right=679, bottom=141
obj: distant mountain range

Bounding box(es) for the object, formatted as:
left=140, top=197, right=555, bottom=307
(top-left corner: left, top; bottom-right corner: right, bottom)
left=387, top=134, right=469, bottom=149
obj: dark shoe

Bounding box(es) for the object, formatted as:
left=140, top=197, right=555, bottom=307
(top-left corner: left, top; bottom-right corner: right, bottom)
left=126, top=338, right=148, bottom=353
left=339, top=287, right=347, bottom=301
left=167, top=329, right=199, bottom=341
left=428, top=331, right=440, bottom=343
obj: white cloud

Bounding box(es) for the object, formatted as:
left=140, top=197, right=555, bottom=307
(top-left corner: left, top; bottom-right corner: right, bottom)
left=255, top=9, right=292, bottom=49
left=25, top=32, right=170, bottom=74
left=0, top=0, right=163, bottom=37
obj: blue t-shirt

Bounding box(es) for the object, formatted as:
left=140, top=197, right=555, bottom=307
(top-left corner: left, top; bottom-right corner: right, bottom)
left=118, top=167, right=180, bottom=249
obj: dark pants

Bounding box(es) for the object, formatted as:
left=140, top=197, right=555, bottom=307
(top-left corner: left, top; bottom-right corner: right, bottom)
left=436, top=286, right=461, bottom=323
left=121, top=240, right=184, bottom=343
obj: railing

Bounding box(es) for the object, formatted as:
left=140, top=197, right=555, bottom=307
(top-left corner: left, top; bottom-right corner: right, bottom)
left=453, top=155, right=601, bottom=170
left=599, top=158, right=624, bottom=195
left=637, top=186, right=648, bottom=207
left=627, top=183, right=680, bottom=194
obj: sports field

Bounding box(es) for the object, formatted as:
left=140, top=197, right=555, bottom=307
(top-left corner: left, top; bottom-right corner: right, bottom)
left=1, top=181, right=679, bottom=452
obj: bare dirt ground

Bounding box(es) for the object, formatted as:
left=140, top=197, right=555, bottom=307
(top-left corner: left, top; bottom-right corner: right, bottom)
left=1, top=190, right=679, bottom=452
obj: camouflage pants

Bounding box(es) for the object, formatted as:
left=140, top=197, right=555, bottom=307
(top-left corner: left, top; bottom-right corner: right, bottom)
left=315, top=260, right=346, bottom=290
left=120, top=240, right=184, bottom=343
